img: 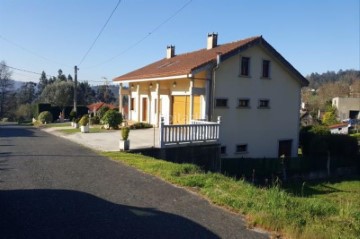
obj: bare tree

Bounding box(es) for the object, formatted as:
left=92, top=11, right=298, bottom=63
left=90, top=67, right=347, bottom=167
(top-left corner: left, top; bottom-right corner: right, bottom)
left=0, top=61, right=14, bottom=118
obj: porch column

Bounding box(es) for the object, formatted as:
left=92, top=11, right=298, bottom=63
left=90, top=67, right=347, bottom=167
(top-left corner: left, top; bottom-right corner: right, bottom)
left=119, top=83, right=123, bottom=115
left=156, top=82, right=160, bottom=127
left=127, top=94, right=131, bottom=121
left=189, top=78, right=194, bottom=123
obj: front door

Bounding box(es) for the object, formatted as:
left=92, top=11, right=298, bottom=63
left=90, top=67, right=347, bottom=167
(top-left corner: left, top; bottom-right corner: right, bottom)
left=278, top=140, right=292, bottom=158
left=142, top=98, right=147, bottom=122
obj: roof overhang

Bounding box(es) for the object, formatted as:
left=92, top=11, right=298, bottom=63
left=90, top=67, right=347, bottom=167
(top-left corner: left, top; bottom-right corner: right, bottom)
left=114, top=74, right=190, bottom=84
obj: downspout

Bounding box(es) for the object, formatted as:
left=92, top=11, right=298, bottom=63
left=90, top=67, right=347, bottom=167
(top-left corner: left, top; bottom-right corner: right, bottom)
left=210, top=53, right=221, bottom=121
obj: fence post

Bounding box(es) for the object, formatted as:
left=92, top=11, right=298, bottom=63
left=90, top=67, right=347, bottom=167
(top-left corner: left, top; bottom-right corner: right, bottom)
left=159, top=117, right=164, bottom=148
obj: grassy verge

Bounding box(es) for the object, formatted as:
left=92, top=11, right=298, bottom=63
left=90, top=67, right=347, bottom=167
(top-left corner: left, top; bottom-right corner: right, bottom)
left=58, top=127, right=108, bottom=134
left=102, top=152, right=360, bottom=239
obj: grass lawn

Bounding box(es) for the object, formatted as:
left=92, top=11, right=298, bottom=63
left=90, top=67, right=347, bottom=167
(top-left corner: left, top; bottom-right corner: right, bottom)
left=102, top=152, right=360, bottom=239
left=58, top=127, right=107, bottom=134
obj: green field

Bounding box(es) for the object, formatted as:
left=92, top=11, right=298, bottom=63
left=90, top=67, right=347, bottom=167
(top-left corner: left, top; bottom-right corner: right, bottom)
left=102, top=152, right=360, bottom=239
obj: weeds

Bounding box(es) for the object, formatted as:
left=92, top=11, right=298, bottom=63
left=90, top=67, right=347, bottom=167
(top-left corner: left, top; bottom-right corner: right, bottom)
left=102, top=151, right=360, bottom=239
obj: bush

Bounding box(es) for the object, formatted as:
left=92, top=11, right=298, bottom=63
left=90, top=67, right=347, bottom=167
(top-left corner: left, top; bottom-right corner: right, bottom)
left=98, top=106, right=110, bottom=119
left=101, top=110, right=122, bottom=129
left=121, top=127, right=130, bottom=140
left=129, top=122, right=153, bottom=129
left=90, top=115, right=100, bottom=124
left=79, top=115, right=89, bottom=126
left=69, top=111, right=77, bottom=121
left=38, top=111, right=53, bottom=124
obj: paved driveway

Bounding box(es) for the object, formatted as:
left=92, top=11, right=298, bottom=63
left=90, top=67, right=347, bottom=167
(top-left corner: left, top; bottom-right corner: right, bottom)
left=0, top=124, right=268, bottom=238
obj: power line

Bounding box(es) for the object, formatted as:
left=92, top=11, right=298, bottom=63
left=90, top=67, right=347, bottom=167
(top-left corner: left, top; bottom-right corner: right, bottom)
left=0, top=34, right=72, bottom=69
left=1, top=63, right=56, bottom=79
left=78, top=0, right=122, bottom=66
left=83, top=0, right=193, bottom=69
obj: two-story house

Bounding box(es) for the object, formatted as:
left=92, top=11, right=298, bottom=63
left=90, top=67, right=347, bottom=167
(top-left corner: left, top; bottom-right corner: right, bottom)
left=113, top=34, right=308, bottom=158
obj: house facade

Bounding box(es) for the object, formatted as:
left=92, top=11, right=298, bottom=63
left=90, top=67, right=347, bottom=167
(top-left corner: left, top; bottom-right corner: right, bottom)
left=332, top=97, right=360, bottom=122
left=113, top=34, right=308, bottom=158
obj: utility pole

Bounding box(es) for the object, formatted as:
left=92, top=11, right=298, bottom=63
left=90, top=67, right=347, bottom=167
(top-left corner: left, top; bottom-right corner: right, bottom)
left=74, top=65, right=78, bottom=113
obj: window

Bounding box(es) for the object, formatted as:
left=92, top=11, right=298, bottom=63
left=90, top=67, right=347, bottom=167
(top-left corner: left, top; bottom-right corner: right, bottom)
left=220, top=146, right=227, bottom=155
left=238, top=99, right=250, bottom=108
left=215, top=98, right=228, bottom=107
left=236, top=144, right=248, bottom=153
left=258, top=99, right=270, bottom=108
left=240, top=57, right=250, bottom=76
left=262, top=60, right=270, bottom=78
left=130, top=98, right=135, bottom=111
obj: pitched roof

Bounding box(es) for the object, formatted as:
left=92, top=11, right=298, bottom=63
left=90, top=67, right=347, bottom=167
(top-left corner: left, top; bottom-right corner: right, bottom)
left=87, top=102, right=117, bottom=112
left=328, top=123, right=348, bottom=129
left=113, top=36, right=308, bottom=86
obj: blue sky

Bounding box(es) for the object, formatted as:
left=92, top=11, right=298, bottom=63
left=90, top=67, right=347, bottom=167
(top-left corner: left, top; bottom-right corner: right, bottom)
left=0, top=0, right=359, bottom=85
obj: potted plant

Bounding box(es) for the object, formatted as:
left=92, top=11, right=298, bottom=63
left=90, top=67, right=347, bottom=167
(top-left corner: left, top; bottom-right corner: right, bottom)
left=73, top=118, right=80, bottom=128
left=79, top=115, right=90, bottom=133
left=119, top=126, right=130, bottom=151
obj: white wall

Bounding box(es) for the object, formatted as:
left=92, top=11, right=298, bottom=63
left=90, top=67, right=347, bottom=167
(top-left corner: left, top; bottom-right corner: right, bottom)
left=213, top=46, right=302, bottom=158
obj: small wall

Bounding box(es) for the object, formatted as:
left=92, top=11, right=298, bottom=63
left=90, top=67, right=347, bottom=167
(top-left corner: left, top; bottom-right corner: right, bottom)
left=130, top=143, right=221, bottom=172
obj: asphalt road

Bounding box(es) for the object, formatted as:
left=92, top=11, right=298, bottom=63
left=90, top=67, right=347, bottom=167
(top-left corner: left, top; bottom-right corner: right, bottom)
left=0, top=124, right=268, bottom=239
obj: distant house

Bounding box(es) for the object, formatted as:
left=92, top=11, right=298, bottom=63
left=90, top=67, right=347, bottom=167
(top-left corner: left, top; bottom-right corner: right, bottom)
left=332, top=97, right=360, bottom=122
left=328, top=123, right=349, bottom=134
left=87, top=102, right=117, bottom=116
left=113, top=34, right=308, bottom=158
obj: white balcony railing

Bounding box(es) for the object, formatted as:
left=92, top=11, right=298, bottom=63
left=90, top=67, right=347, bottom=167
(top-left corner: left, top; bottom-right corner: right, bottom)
left=159, top=117, right=221, bottom=148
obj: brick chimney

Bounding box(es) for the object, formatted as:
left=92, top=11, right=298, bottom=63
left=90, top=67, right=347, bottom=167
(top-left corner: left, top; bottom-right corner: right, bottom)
left=166, top=45, right=175, bottom=59
left=207, top=33, right=218, bottom=50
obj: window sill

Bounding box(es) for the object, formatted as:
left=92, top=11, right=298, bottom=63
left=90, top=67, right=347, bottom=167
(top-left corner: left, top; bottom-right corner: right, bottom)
left=257, top=107, right=270, bottom=109
left=260, top=77, right=271, bottom=80
left=237, top=106, right=251, bottom=109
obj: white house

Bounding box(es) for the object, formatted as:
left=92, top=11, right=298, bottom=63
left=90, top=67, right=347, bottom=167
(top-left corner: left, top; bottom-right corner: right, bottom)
left=113, top=34, right=308, bottom=158
left=328, top=123, right=349, bottom=134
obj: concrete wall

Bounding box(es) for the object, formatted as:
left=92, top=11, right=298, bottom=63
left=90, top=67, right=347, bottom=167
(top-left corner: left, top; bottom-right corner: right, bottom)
left=332, top=97, right=360, bottom=120
left=213, top=45, right=302, bottom=158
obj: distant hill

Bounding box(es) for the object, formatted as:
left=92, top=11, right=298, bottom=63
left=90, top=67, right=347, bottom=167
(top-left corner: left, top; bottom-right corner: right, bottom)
left=91, top=84, right=119, bottom=99
left=306, top=69, right=360, bottom=89
left=11, top=80, right=26, bottom=90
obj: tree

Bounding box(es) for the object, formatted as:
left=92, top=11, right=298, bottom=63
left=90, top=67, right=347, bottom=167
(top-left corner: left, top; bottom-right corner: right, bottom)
left=16, top=82, right=37, bottom=105
left=40, top=80, right=73, bottom=118
left=0, top=61, right=14, bottom=118
left=67, top=74, right=73, bottom=81
left=96, top=84, right=116, bottom=103
left=37, top=71, right=48, bottom=98
left=322, top=106, right=339, bottom=126
left=15, top=103, right=33, bottom=121
left=77, top=81, right=96, bottom=105
left=57, top=69, right=67, bottom=81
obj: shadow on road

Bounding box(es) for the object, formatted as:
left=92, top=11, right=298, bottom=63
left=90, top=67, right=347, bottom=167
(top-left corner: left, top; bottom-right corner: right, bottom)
left=0, top=189, right=219, bottom=239
left=0, top=124, right=37, bottom=138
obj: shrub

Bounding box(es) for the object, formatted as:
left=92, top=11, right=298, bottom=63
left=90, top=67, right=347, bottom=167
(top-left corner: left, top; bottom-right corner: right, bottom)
left=98, top=106, right=110, bottom=119
left=101, top=110, right=122, bottom=129
left=121, top=127, right=130, bottom=140
left=129, top=122, right=153, bottom=129
left=38, top=111, right=53, bottom=124
left=69, top=111, right=77, bottom=121
left=90, top=115, right=100, bottom=124
left=79, top=115, right=89, bottom=126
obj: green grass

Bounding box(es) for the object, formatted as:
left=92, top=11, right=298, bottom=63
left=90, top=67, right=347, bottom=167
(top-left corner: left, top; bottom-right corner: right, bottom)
left=58, top=127, right=108, bottom=134
left=102, top=151, right=360, bottom=239
left=42, top=122, right=72, bottom=128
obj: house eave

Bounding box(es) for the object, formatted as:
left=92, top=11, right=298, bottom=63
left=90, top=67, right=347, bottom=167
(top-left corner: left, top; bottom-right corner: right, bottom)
left=114, top=74, right=190, bottom=84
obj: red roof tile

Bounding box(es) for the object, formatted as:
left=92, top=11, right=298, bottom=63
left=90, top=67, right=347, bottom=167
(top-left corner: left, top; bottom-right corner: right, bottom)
left=113, top=36, right=260, bottom=81
left=113, top=36, right=308, bottom=86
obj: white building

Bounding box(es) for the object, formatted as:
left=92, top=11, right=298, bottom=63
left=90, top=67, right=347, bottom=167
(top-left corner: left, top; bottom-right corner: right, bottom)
left=113, top=34, right=308, bottom=158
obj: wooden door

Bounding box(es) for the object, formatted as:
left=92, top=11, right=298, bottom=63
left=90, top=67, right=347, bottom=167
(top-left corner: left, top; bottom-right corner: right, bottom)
left=193, top=96, right=201, bottom=120
left=142, top=98, right=147, bottom=122
left=172, top=96, right=188, bottom=124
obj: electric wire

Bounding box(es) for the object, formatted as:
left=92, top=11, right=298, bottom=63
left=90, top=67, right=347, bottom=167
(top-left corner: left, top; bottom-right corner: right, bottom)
left=0, top=34, right=72, bottom=69
left=82, top=0, right=193, bottom=69
left=78, top=0, right=122, bottom=66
